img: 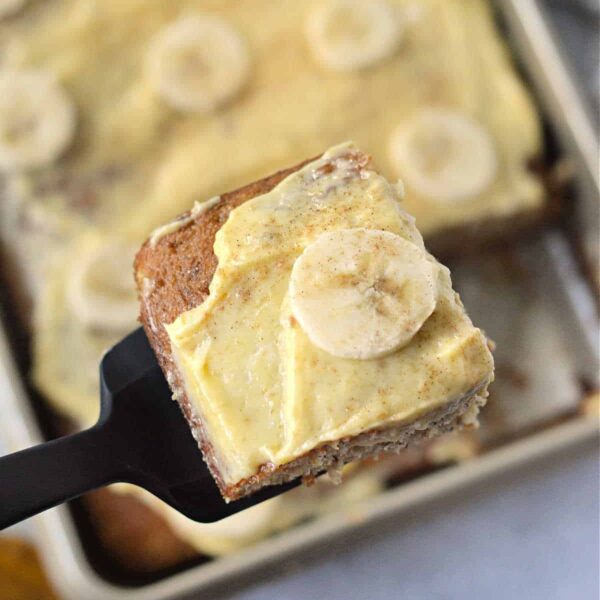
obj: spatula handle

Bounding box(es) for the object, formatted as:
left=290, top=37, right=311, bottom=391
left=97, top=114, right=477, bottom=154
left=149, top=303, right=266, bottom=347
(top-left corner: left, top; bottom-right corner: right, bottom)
left=0, top=424, right=123, bottom=529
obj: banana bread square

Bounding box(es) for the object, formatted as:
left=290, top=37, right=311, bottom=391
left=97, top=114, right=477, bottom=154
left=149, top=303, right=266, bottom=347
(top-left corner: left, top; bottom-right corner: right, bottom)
left=135, top=143, right=494, bottom=501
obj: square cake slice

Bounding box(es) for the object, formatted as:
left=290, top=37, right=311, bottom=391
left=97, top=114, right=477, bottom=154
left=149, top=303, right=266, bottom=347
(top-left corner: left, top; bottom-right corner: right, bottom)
left=135, top=142, right=494, bottom=502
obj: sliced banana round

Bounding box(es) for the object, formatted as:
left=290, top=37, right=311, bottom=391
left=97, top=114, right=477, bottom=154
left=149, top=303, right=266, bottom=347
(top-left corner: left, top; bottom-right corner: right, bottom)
left=146, top=15, right=250, bottom=113
left=34, top=233, right=140, bottom=427
left=0, top=70, right=76, bottom=171
left=0, top=0, right=25, bottom=19
left=66, top=237, right=139, bottom=332
left=388, top=108, right=497, bottom=203
left=305, top=0, right=403, bottom=72
left=289, top=228, right=439, bottom=360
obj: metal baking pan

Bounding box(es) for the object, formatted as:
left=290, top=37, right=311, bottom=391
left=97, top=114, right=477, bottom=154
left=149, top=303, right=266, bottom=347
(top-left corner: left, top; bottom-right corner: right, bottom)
left=0, top=1, right=598, bottom=598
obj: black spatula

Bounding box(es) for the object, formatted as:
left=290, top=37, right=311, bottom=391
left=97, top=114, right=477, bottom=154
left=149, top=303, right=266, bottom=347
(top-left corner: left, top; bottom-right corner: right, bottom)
left=0, top=328, right=298, bottom=530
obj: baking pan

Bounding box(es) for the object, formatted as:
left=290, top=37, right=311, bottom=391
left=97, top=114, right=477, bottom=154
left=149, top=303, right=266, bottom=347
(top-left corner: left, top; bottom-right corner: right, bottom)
left=0, top=1, right=598, bottom=598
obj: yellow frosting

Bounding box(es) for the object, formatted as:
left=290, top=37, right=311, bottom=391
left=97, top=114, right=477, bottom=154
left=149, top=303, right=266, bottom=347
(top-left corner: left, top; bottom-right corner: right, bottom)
left=166, top=143, right=494, bottom=486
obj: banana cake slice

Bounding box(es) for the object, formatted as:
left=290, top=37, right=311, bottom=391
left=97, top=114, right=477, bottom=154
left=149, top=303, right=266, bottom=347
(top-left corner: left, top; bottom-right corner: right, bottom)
left=134, top=142, right=494, bottom=502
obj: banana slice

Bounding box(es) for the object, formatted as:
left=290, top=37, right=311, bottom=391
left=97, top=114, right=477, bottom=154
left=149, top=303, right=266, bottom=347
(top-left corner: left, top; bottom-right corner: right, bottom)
left=306, top=0, right=403, bottom=71
left=146, top=15, right=250, bottom=113
left=34, top=232, right=140, bottom=427
left=289, top=228, right=439, bottom=360
left=0, top=70, right=76, bottom=171
left=388, top=108, right=497, bottom=203
left=66, top=237, right=139, bottom=332
left=0, top=0, right=25, bottom=19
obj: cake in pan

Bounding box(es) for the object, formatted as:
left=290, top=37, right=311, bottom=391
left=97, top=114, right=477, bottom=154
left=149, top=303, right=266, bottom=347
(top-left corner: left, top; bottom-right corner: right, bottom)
left=135, top=143, right=494, bottom=501
left=1, top=0, right=544, bottom=313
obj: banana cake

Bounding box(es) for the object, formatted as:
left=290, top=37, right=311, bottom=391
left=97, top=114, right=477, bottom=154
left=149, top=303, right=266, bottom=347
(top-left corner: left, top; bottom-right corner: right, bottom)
left=2, top=0, right=546, bottom=323
left=135, top=143, right=494, bottom=501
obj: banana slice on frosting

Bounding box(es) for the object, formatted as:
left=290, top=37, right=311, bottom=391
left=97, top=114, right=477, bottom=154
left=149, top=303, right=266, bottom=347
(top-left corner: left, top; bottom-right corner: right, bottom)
left=0, top=70, right=76, bottom=171
left=306, top=0, right=403, bottom=71
left=146, top=15, right=250, bottom=113
left=0, top=0, right=25, bottom=19
left=289, top=228, right=439, bottom=360
left=388, top=108, right=497, bottom=203
left=67, top=238, right=139, bottom=332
